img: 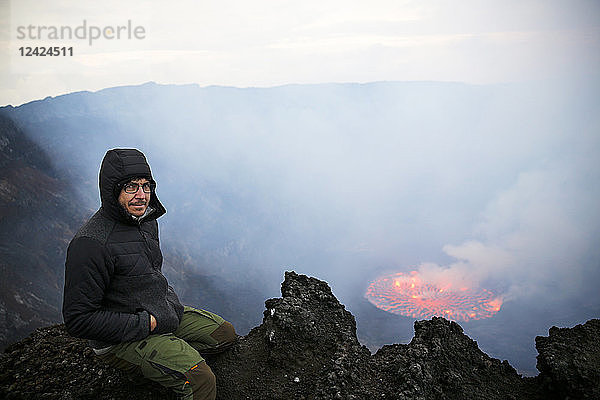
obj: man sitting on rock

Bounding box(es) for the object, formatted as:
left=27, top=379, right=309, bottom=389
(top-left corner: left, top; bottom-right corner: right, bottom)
left=62, top=148, right=236, bottom=400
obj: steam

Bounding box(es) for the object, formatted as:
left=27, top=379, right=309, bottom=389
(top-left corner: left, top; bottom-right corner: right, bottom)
left=416, top=158, right=600, bottom=304
left=11, top=81, right=600, bottom=307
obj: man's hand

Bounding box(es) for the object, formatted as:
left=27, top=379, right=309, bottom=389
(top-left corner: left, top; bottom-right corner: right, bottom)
left=150, top=314, right=157, bottom=332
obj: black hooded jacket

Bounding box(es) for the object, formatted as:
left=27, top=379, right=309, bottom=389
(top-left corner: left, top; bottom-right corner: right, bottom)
left=62, top=149, right=184, bottom=347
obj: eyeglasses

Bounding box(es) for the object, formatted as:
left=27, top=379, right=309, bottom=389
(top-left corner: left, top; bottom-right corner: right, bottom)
left=122, top=181, right=156, bottom=194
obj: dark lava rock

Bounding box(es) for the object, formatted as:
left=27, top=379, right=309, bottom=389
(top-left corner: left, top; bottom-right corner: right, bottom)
left=0, top=324, right=173, bottom=400
left=208, top=271, right=374, bottom=400
left=536, top=319, right=600, bottom=400
left=370, top=318, right=541, bottom=400
left=0, top=271, right=596, bottom=399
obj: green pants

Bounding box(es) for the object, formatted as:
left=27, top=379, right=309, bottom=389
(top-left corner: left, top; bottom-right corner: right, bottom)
left=98, top=306, right=236, bottom=400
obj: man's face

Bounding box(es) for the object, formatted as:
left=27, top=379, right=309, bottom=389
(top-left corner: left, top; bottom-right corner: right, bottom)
left=118, top=178, right=151, bottom=217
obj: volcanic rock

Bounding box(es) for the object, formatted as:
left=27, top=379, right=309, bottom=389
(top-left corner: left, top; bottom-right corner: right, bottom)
left=536, top=319, right=600, bottom=399
left=207, top=271, right=374, bottom=400
left=1, top=271, right=598, bottom=399
left=370, top=317, right=544, bottom=400
left=0, top=324, right=173, bottom=400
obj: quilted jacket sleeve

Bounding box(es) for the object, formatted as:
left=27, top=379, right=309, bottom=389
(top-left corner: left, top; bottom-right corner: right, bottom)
left=166, top=285, right=185, bottom=323
left=62, top=236, right=150, bottom=343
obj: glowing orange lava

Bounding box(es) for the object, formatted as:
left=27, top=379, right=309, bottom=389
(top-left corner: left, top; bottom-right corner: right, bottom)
left=365, top=271, right=503, bottom=322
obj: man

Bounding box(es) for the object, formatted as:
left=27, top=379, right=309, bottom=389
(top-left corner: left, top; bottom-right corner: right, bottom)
left=63, top=148, right=235, bottom=400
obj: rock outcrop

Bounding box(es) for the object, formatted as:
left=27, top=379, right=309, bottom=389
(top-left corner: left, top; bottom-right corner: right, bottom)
left=369, top=319, right=540, bottom=400
left=1, top=271, right=598, bottom=399
left=536, top=319, right=600, bottom=399
left=208, top=271, right=374, bottom=400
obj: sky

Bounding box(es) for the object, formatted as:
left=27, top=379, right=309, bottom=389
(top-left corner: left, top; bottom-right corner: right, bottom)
left=1, top=0, right=600, bottom=106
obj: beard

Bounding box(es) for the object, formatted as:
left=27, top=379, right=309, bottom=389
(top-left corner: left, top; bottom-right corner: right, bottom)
left=119, top=200, right=148, bottom=218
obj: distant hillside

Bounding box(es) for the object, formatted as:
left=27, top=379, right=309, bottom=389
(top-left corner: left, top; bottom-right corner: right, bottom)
left=0, top=114, right=82, bottom=348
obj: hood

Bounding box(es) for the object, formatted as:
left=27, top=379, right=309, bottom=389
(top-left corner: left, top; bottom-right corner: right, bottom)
left=99, top=148, right=166, bottom=224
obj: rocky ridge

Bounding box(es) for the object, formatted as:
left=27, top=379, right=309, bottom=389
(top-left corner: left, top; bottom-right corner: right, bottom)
left=1, top=271, right=598, bottom=400
left=536, top=319, right=600, bottom=399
